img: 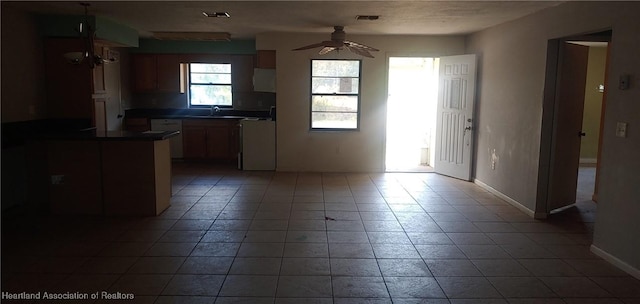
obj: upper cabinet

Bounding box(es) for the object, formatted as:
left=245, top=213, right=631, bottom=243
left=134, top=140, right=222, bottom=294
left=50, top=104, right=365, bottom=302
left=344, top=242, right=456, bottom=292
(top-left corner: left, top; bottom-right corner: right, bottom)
left=231, top=55, right=255, bottom=93
left=254, top=50, right=277, bottom=93
left=131, top=54, right=181, bottom=93
left=256, top=50, right=276, bottom=69
left=157, top=55, right=181, bottom=92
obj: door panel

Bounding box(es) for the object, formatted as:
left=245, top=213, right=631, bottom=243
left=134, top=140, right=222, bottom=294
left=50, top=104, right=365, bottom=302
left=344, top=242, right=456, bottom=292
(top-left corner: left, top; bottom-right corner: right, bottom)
left=435, top=54, right=477, bottom=181
left=548, top=43, right=589, bottom=211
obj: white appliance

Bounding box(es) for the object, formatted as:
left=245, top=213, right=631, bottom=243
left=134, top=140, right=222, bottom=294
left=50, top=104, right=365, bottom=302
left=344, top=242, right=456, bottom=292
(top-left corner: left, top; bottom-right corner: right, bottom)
left=150, top=119, right=183, bottom=158
left=241, top=118, right=275, bottom=170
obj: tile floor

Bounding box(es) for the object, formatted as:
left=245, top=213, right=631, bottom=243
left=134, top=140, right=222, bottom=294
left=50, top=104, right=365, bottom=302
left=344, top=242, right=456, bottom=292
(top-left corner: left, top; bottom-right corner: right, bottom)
left=2, top=163, right=640, bottom=304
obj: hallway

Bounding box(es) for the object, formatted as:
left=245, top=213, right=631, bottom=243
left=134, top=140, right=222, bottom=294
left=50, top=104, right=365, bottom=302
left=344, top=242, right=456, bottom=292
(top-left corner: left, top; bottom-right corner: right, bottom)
left=2, top=163, right=639, bottom=303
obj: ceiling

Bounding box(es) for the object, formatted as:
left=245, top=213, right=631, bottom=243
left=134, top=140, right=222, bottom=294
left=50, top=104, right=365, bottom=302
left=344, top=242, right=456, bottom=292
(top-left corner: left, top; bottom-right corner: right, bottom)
left=4, top=1, right=563, bottom=39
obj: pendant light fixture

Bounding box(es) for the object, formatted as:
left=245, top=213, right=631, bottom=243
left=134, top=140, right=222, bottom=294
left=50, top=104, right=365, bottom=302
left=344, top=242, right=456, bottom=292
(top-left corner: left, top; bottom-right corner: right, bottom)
left=63, top=2, right=103, bottom=68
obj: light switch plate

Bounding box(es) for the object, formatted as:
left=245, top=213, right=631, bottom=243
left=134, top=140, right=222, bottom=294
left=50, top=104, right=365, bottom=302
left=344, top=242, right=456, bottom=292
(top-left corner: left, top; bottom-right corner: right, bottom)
left=616, top=122, right=628, bottom=138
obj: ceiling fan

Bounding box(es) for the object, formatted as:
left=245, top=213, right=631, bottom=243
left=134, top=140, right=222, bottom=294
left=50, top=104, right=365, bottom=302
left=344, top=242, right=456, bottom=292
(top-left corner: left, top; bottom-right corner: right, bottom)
left=292, top=26, right=379, bottom=58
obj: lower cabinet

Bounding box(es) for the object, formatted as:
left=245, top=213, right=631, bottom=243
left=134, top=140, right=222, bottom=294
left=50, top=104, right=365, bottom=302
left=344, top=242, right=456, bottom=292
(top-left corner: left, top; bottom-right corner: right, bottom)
left=124, top=117, right=150, bottom=132
left=183, top=119, right=240, bottom=161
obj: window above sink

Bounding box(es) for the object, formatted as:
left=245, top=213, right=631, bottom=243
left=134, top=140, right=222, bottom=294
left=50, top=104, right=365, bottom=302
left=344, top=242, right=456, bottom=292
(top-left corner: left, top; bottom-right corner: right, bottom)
left=189, top=63, right=233, bottom=107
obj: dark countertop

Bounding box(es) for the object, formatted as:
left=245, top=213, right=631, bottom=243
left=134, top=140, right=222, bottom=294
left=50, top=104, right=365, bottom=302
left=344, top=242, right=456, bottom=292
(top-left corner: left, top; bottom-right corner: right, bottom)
left=38, top=129, right=180, bottom=141
left=2, top=119, right=94, bottom=149
left=149, top=115, right=249, bottom=120
left=125, top=108, right=271, bottom=120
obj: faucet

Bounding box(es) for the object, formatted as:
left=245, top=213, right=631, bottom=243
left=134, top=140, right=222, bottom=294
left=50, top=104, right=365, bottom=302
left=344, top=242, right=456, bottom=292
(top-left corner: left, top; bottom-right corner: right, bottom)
left=211, top=105, right=220, bottom=115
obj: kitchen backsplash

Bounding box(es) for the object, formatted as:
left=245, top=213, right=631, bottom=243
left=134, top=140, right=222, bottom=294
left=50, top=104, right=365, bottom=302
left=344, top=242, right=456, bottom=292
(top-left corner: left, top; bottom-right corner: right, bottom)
left=129, top=91, right=275, bottom=111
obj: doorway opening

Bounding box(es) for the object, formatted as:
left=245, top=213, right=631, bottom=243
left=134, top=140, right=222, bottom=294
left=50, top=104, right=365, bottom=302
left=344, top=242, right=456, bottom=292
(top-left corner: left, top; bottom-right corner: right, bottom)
left=385, top=57, right=439, bottom=172
left=575, top=41, right=608, bottom=204
left=537, top=30, right=610, bottom=218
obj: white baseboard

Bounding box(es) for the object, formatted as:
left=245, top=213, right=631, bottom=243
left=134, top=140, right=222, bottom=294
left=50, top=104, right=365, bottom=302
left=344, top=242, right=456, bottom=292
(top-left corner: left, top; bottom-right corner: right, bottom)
left=580, top=158, right=598, bottom=164
left=473, top=179, right=536, bottom=218
left=591, top=245, right=640, bottom=280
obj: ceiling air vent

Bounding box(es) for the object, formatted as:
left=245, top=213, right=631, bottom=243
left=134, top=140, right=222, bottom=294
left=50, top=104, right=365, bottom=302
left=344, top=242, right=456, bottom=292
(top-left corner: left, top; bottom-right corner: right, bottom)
left=356, top=15, right=380, bottom=21
left=202, top=11, right=230, bottom=18
left=152, top=32, right=231, bottom=41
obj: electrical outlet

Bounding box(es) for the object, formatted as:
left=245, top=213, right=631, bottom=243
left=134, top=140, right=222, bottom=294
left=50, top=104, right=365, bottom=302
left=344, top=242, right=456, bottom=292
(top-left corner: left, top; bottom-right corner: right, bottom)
left=51, top=175, right=65, bottom=185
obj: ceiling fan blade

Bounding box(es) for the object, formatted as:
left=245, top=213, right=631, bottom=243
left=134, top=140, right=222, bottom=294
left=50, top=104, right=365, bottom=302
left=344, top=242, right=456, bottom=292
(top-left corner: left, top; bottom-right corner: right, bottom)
left=318, top=46, right=338, bottom=55
left=293, top=40, right=343, bottom=51
left=292, top=42, right=329, bottom=51
left=292, top=26, right=379, bottom=58
left=344, top=44, right=374, bottom=58
left=344, top=40, right=380, bottom=52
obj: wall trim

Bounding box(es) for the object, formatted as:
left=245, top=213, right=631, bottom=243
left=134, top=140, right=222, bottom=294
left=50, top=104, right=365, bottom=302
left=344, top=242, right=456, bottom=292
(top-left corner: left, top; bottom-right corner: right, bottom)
left=591, top=245, right=640, bottom=280
left=473, top=179, right=537, bottom=218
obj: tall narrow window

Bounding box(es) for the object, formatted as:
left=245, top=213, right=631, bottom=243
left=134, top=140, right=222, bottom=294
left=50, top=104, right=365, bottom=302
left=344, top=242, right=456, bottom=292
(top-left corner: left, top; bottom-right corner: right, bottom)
left=311, top=59, right=361, bottom=130
left=189, top=63, right=232, bottom=106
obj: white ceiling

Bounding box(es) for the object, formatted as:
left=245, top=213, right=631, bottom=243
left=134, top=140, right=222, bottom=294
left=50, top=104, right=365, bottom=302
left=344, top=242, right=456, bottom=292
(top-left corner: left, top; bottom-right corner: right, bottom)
left=4, top=1, right=563, bottom=39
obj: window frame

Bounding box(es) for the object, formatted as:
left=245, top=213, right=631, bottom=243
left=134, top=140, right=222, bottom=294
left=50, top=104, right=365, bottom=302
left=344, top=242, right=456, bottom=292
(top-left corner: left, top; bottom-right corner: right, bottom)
left=309, top=59, right=362, bottom=131
left=188, top=62, right=233, bottom=108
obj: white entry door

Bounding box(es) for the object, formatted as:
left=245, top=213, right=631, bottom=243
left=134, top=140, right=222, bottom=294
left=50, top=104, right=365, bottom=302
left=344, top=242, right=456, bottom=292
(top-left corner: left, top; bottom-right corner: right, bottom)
left=434, top=54, right=477, bottom=181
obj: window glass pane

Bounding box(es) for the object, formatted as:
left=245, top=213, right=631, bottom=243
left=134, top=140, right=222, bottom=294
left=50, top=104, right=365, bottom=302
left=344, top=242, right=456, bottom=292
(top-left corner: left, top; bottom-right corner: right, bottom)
left=311, top=95, right=358, bottom=112
left=311, top=59, right=360, bottom=130
left=189, top=63, right=232, bottom=106
left=312, top=60, right=359, bottom=77
left=190, top=85, right=232, bottom=106
left=191, top=63, right=231, bottom=73
left=191, top=73, right=231, bottom=84
left=311, top=112, right=358, bottom=129
left=312, top=77, right=359, bottom=94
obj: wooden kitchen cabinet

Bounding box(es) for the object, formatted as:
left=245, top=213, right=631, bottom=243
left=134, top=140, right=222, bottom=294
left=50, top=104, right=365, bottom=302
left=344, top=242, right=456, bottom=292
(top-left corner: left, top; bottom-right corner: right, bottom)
left=157, top=55, right=181, bottom=92
left=182, top=119, right=240, bottom=161
left=232, top=55, right=255, bottom=93
left=124, top=117, right=150, bottom=131
left=131, top=54, right=181, bottom=93
left=182, top=125, right=207, bottom=158
left=256, top=50, right=276, bottom=68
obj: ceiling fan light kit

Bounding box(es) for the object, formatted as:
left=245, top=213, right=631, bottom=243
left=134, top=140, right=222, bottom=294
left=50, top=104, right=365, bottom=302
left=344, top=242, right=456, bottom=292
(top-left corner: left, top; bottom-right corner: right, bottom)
left=293, top=26, right=379, bottom=58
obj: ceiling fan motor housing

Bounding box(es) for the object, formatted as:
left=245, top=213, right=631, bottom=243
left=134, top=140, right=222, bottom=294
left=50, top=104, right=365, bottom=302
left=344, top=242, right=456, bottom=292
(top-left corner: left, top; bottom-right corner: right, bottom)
left=331, top=26, right=346, bottom=41
left=292, top=25, right=378, bottom=58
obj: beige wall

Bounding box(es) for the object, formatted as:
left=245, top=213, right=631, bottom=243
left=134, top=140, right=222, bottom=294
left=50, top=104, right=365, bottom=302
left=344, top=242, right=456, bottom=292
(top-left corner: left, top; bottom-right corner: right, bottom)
left=467, top=2, right=640, bottom=273
left=256, top=33, right=465, bottom=171
left=1, top=6, right=46, bottom=122
left=580, top=46, right=607, bottom=162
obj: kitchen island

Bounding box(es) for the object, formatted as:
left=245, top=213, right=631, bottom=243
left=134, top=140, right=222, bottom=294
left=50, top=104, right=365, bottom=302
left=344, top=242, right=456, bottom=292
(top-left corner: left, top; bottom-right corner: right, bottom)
left=29, top=129, right=179, bottom=216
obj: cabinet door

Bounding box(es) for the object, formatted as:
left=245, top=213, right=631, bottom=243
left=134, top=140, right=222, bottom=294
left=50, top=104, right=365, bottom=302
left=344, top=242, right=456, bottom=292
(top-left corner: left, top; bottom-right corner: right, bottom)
left=156, top=55, right=181, bottom=92
left=206, top=126, right=230, bottom=159
left=124, top=118, right=150, bottom=132
left=232, top=55, right=255, bottom=93
left=256, top=50, right=276, bottom=68
left=132, top=54, right=157, bottom=92
left=182, top=126, right=207, bottom=159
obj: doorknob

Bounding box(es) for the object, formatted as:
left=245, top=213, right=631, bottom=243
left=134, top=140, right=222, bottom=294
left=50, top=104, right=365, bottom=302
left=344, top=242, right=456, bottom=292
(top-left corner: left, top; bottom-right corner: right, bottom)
left=578, top=131, right=586, bottom=137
